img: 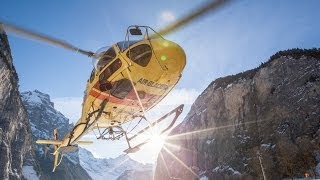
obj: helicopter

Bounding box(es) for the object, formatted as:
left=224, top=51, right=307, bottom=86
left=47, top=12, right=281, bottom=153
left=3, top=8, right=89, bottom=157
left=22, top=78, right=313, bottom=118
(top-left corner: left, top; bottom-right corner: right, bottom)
left=0, top=0, right=230, bottom=172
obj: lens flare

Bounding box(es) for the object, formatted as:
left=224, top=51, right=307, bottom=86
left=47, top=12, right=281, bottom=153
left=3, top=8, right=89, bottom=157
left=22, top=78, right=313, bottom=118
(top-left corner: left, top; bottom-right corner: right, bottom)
left=161, top=55, right=167, bottom=61
left=147, top=133, right=165, bottom=152
left=162, top=41, right=169, bottom=47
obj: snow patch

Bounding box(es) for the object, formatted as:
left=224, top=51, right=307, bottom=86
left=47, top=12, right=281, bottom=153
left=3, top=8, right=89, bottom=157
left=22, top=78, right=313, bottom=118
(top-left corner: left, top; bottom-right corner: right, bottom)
left=66, top=152, right=79, bottom=165
left=212, top=165, right=241, bottom=176
left=206, top=138, right=215, bottom=145
left=200, top=175, right=209, bottom=180
left=22, top=166, right=39, bottom=180
left=22, top=92, right=42, bottom=105
left=237, top=134, right=250, bottom=143
left=226, top=83, right=233, bottom=89
left=260, top=143, right=271, bottom=149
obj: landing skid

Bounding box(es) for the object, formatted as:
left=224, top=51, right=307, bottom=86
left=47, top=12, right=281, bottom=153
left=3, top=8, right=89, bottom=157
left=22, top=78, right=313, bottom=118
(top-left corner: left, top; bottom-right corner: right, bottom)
left=92, top=104, right=183, bottom=153
left=124, top=104, right=184, bottom=153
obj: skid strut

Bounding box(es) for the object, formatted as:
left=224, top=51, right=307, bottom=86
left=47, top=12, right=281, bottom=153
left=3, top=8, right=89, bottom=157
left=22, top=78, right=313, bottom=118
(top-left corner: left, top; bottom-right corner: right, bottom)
left=124, top=104, right=184, bottom=153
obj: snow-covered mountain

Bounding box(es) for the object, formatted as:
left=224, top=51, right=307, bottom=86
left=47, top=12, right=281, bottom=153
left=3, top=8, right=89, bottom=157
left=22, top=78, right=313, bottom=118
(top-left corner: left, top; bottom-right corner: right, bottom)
left=21, top=90, right=73, bottom=145
left=78, top=147, right=152, bottom=180
left=21, top=90, right=153, bottom=180
left=21, top=90, right=91, bottom=180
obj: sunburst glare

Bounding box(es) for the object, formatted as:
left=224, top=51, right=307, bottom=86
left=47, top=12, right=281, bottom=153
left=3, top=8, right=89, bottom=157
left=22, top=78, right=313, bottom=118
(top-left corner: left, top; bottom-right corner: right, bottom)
left=146, top=133, right=166, bottom=153
left=140, top=126, right=167, bottom=157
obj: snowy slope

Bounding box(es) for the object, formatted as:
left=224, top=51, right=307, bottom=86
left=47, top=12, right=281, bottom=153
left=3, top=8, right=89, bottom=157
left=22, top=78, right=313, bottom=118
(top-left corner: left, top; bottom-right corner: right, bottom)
left=22, top=166, right=39, bottom=180
left=79, top=147, right=153, bottom=180
left=22, top=90, right=91, bottom=179
left=21, top=90, right=72, bottom=141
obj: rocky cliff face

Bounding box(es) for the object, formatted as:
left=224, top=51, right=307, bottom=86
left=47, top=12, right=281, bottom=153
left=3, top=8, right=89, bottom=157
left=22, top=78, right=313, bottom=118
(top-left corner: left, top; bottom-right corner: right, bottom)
left=155, top=49, right=320, bottom=179
left=21, top=90, right=92, bottom=180
left=0, top=25, right=33, bottom=179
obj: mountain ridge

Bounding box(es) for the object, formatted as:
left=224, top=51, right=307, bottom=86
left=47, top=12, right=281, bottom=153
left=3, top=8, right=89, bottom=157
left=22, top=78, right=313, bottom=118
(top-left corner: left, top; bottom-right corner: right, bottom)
left=21, top=89, right=92, bottom=180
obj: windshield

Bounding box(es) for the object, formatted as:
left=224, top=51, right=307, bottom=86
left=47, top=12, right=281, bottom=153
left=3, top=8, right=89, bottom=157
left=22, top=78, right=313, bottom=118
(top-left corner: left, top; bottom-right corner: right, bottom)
left=117, top=40, right=139, bottom=52
left=126, top=44, right=152, bottom=67
left=99, top=59, right=122, bottom=84
left=93, top=46, right=116, bottom=71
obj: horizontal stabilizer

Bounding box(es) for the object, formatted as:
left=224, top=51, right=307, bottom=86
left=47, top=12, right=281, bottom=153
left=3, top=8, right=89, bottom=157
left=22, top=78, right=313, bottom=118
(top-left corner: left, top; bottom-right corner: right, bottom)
left=36, top=140, right=93, bottom=145
left=36, top=140, right=62, bottom=145
left=77, top=140, right=94, bottom=145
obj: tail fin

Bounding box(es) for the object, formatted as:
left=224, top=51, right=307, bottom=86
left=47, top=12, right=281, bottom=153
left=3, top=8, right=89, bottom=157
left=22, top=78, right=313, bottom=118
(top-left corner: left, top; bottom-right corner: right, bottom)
left=52, top=128, right=59, bottom=172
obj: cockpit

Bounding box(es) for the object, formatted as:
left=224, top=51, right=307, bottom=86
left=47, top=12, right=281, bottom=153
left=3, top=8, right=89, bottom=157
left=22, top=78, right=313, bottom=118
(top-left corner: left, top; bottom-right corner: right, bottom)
left=90, top=26, right=162, bottom=91
left=87, top=25, right=175, bottom=101
left=94, top=40, right=153, bottom=73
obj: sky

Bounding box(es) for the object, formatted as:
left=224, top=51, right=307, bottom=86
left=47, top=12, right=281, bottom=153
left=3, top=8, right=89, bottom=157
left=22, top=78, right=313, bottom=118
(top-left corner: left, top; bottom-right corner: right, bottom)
left=1, top=0, right=320, bottom=163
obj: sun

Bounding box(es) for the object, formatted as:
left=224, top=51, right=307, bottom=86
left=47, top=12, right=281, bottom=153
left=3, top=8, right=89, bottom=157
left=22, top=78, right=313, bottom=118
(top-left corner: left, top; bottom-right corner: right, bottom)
left=139, top=126, right=167, bottom=155
left=127, top=127, right=168, bottom=163
left=147, top=133, right=166, bottom=152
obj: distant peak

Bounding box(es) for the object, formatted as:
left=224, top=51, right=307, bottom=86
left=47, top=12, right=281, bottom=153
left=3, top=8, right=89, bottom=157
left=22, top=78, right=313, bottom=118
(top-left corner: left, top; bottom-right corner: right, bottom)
left=21, top=90, right=53, bottom=107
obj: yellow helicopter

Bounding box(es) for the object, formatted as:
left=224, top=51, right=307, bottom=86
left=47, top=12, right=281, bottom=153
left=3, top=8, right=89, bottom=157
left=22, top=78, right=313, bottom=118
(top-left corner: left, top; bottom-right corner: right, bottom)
left=1, top=0, right=230, bottom=172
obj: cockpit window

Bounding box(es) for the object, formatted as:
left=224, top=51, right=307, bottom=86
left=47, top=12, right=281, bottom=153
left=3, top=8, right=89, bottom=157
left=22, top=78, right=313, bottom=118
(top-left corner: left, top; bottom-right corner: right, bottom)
left=99, top=59, right=122, bottom=84
left=97, top=47, right=116, bottom=71
left=89, top=69, right=95, bottom=83
left=117, top=40, right=139, bottom=51
left=111, top=79, right=133, bottom=99
left=126, top=44, right=152, bottom=67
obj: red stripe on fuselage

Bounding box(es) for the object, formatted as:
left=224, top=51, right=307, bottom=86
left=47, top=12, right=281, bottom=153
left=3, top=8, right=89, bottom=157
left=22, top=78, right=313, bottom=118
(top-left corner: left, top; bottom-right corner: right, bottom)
left=88, top=88, right=160, bottom=109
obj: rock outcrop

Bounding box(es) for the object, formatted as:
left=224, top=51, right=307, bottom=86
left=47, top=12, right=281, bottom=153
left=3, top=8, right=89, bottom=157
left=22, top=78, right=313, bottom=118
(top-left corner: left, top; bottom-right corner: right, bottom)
left=155, top=49, right=320, bottom=179
left=0, top=25, right=33, bottom=179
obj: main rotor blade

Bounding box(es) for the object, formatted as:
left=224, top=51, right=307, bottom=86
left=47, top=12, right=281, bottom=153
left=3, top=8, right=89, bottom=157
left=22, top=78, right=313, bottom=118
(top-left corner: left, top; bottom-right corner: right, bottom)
left=0, top=21, right=94, bottom=57
left=154, top=0, right=231, bottom=37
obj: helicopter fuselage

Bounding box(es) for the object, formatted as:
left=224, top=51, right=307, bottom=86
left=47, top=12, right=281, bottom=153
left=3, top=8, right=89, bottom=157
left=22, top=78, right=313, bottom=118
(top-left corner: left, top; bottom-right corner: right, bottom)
left=60, top=38, right=186, bottom=146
